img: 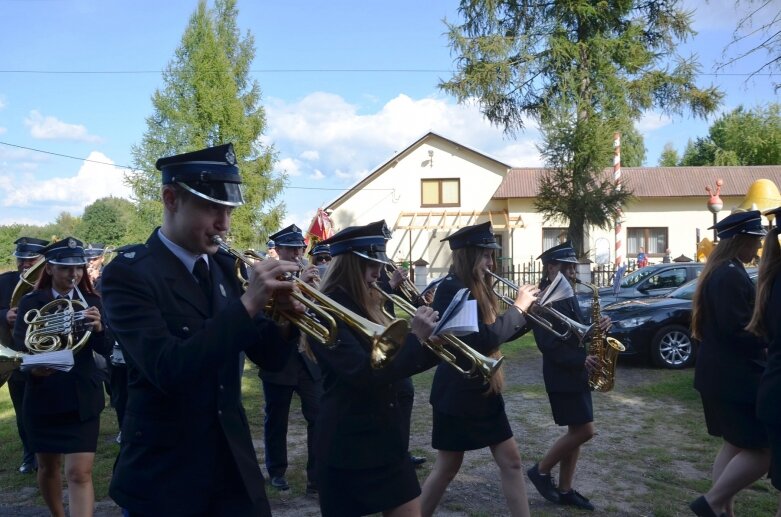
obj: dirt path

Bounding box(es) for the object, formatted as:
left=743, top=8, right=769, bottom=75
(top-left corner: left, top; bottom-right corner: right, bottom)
left=0, top=348, right=765, bottom=516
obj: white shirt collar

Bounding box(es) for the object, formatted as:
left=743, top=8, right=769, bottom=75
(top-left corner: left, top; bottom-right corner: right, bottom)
left=158, top=228, right=209, bottom=275
left=51, top=288, right=73, bottom=300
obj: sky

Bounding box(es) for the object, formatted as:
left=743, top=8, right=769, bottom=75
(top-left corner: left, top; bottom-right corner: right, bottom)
left=0, top=0, right=778, bottom=233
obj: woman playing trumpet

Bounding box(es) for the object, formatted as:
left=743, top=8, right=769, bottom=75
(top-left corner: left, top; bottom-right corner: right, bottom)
left=310, top=221, right=440, bottom=517
left=12, top=237, right=109, bottom=517
left=420, top=222, right=539, bottom=517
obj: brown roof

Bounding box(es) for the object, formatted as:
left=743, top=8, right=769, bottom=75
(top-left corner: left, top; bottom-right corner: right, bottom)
left=494, top=166, right=781, bottom=198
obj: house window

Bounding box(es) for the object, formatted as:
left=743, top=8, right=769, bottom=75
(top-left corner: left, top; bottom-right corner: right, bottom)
left=542, top=228, right=568, bottom=252
left=421, top=178, right=460, bottom=207
left=627, top=227, right=668, bottom=255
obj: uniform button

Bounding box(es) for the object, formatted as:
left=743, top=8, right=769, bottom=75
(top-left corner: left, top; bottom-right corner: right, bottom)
left=219, top=385, right=225, bottom=391
left=389, top=403, right=395, bottom=408
left=182, top=326, right=189, bottom=332
left=217, top=410, right=223, bottom=416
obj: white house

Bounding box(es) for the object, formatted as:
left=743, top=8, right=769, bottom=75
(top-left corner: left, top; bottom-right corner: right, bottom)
left=326, top=132, right=781, bottom=281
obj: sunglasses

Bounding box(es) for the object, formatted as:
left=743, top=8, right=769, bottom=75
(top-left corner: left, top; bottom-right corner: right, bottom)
left=313, top=255, right=332, bottom=263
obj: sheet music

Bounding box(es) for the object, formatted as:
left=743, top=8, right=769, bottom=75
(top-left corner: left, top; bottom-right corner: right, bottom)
left=539, top=272, right=574, bottom=306
left=20, top=349, right=74, bottom=372
left=433, top=287, right=479, bottom=337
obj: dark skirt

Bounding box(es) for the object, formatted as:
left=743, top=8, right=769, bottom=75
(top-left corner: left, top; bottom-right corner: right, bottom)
left=25, top=411, right=100, bottom=454
left=431, top=409, right=513, bottom=451
left=701, top=395, right=768, bottom=449
left=317, top=455, right=420, bottom=517
left=548, top=391, right=594, bottom=426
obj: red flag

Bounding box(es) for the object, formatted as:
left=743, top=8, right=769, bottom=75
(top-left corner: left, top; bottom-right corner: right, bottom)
left=305, top=208, right=334, bottom=251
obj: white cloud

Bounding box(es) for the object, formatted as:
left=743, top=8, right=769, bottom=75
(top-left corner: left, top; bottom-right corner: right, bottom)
left=0, top=127, right=6, bottom=135
left=310, top=169, right=325, bottom=180
left=24, top=110, right=102, bottom=143
left=276, top=156, right=302, bottom=177
left=1, top=151, right=132, bottom=210
left=636, top=112, right=673, bottom=133
left=266, top=92, right=542, bottom=183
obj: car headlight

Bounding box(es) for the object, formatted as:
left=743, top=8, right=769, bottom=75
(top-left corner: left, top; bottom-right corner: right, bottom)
left=613, top=316, right=652, bottom=328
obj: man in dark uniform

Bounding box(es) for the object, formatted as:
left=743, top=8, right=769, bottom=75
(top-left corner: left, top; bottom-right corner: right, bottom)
left=258, top=223, right=322, bottom=494
left=0, top=236, right=47, bottom=474
left=101, top=143, right=302, bottom=517
left=526, top=242, right=604, bottom=512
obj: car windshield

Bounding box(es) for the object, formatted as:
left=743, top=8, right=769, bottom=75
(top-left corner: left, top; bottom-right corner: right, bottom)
left=620, top=267, right=655, bottom=287
left=668, top=279, right=697, bottom=300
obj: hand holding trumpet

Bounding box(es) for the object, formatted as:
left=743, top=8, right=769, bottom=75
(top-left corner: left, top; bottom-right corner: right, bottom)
left=240, top=258, right=301, bottom=318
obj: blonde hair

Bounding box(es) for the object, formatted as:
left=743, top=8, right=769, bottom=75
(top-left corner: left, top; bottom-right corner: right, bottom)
left=451, top=246, right=504, bottom=394
left=747, top=227, right=781, bottom=338
left=319, top=253, right=389, bottom=325
left=692, top=234, right=759, bottom=340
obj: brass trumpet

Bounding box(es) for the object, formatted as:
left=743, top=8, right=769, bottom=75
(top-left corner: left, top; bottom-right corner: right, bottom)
left=371, top=283, right=503, bottom=382
left=213, top=236, right=408, bottom=368
left=486, top=270, right=595, bottom=345
left=385, top=261, right=426, bottom=306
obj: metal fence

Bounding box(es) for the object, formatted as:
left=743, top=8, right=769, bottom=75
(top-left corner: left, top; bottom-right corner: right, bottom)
left=497, top=261, right=640, bottom=289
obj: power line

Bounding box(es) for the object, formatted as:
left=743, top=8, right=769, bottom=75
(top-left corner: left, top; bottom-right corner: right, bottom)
left=0, top=68, right=774, bottom=76
left=0, top=141, right=390, bottom=192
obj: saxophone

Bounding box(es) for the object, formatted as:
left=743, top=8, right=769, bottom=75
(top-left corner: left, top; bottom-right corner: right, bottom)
left=577, top=280, right=626, bottom=392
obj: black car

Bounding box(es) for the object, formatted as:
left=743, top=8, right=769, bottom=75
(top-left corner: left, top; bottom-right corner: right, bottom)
left=578, top=262, right=704, bottom=314
left=601, top=269, right=758, bottom=369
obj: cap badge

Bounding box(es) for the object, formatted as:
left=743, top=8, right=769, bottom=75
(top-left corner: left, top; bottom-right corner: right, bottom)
left=225, top=148, right=236, bottom=165
left=68, top=238, right=77, bottom=248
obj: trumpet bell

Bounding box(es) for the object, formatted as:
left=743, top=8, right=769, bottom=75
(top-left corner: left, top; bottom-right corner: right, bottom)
left=370, top=319, right=410, bottom=369
left=0, top=343, right=24, bottom=389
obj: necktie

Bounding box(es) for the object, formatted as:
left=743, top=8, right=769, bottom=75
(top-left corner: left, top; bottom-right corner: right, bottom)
left=193, top=258, right=213, bottom=308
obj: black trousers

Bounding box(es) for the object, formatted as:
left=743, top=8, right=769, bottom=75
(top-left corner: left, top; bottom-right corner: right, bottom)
left=8, top=373, right=35, bottom=465
left=262, top=364, right=322, bottom=486
left=110, top=363, right=128, bottom=427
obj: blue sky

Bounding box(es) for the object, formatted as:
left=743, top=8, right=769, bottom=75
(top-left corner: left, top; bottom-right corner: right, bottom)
left=0, top=0, right=778, bottom=232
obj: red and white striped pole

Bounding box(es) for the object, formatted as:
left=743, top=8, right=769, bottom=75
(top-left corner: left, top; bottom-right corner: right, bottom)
left=613, top=132, right=623, bottom=267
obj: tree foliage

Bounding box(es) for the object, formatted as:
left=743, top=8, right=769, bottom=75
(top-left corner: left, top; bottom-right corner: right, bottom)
left=659, top=142, right=681, bottom=166
left=77, top=197, right=135, bottom=247
left=679, top=103, right=781, bottom=166
left=441, top=0, right=723, bottom=256
left=126, top=0, right=283, bottom=248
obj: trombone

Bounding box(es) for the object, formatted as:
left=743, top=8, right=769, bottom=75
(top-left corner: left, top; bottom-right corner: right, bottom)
left=486, top=270, right=595, bottom=345
left=213, top=236, right=408, bottom=368
left=371, top=283, right=503, bottom=382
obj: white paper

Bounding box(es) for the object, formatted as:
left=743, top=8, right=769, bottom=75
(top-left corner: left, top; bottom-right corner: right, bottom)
left=20, top=349, right=74, bottom=372
left=539, top=272, right=574, bottom=306
left=433, top=288, right=479, bottom=337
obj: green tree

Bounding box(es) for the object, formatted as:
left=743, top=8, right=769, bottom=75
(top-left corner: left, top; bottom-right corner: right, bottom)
left=659, top=142, right=680, bottom=166
left=78, top=197, right=135, bottom=247
left=441, top=0, right=722, bottom=256
left=126, top=0, right=284, bottom=248
left=680, top=104, right=781, bottom=166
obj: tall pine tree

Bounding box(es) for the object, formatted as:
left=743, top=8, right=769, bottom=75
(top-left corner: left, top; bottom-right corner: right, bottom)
left=126, top=0, right=283, bottom=247
left=441, top=0, right=723, bottom=256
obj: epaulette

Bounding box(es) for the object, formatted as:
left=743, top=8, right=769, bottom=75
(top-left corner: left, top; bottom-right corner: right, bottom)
left=112, top=243, right=149, bottom=262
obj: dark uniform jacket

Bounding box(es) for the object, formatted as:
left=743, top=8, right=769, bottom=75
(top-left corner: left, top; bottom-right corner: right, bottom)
left=532, top=287, right=589, bottom=394
left=694, top=259, right=767, bottom=404
left=13, top=289, right=108, bottom=420
left=429, top=274, right=528, bottom=418
left=0, top=270, right=20, bottom=347
left=101, top=229, right=295, bottom=517
left=758, top=273, right=781, bottom=426
left=258, top=347, right=320, bottom=385
left=310, top=288, right=436, bottom=470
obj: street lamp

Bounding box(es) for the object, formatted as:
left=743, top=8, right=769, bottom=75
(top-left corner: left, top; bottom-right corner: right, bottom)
left=705, top=179, right=724, bottom=242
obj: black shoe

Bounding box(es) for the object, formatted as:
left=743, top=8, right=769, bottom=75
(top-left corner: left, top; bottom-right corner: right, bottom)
left=689, top=496, right=719, bottom=517
left=410, top=455, right=427, bottom=467
left=526, top=463, right=560, bottom=503
left=559, top=489, right=594, bottom=511
left=305, top=483, right=318, bottom=496
left=269, top=476, right=289, bottom=491
left=18, top=462, right=36, bottom=474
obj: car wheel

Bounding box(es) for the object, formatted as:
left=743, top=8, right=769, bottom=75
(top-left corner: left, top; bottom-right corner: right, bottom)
left=650, top=324, right=694, bottom=369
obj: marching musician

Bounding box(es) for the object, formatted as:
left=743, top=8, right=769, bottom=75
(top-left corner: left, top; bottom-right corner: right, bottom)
left=420, top=222, right=539, bottom=517
left=308, top=242, right=332, bottom=278
left=526, top=242, right=607, bottom=512
left=0, top=236, right=47, bottom=475
left=258, top=223, right=322, bottom=494
left=101, top=143, right=301, bottom=516
left=748, top=206, right=781, bottom=517
left=12, top=237, right=108, bottom=517
left=310, top=220, right=439, bottom=517
left=690, top=210, right=769, bottom=517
